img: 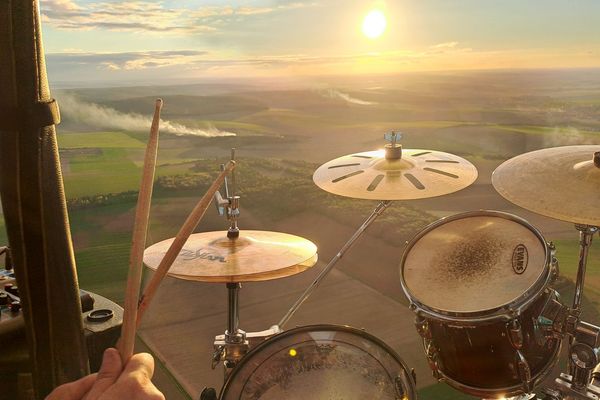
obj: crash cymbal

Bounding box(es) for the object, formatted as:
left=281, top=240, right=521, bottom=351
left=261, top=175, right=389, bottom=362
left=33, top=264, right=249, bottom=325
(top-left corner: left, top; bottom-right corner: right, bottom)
left=143, top=230, right=318, bottom=283
left=492, top=145, right=600, bottom=226
left=313, top=149, right=478, bottom=200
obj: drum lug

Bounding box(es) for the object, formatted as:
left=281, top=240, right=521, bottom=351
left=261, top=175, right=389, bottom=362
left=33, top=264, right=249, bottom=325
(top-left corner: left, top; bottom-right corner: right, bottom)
left=548, top=241, right=560, bottom=282
left=508, top=319, right=524, bottom=349
left=508, top=319, right=534, bottom=392
left=424, top=339, right=442, bottom=380
left=395, top=369, right=418, bottom=399
left=415, top=315, right=432, bottom=339
left=515, top=349, right=533, bottom=393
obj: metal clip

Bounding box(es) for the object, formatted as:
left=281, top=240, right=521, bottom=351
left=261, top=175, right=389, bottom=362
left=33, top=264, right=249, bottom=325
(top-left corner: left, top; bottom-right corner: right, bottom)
left=537, top=290, right=569, bottom=340
left=211, top=345, right=225, bottom=369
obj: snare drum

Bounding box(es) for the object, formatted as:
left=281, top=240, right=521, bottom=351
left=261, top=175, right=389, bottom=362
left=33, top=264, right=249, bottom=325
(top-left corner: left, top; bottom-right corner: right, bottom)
left=220, top=324, right=417, bottom=400
left=400, top=211, right=561, bottom=398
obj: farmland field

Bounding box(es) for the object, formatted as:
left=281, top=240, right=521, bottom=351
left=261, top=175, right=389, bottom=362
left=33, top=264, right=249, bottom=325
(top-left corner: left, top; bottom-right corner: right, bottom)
left=2, top=70, right=600, bottom=399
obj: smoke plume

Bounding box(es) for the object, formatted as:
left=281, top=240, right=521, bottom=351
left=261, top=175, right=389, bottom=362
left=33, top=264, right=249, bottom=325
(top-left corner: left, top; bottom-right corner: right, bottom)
left=542, top=126, right=598, bottom=147
left=319, top=89, right=376, bottom=105
left=57, top=94, right=236, bottom=137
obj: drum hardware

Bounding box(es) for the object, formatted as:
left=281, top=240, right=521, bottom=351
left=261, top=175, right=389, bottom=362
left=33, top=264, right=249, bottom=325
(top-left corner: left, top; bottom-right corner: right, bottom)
left=543, top=374, right=600, bottom=400
left=211, top=282, right=249, bottom=370
left=142, top=157, right=318, bottom=378
left=277, top=132, right=478, bottom=329
left=214, top=149, right=240, bottom=240
left=277, top=198, right=392, bottom=329
left=492, top=147, right=600, bottom=399
left=508, top=320, right=534, bottom=392
left=402, top=211, right=563, bottom=398
left=572, top=225, right=597, bottom=313
left=218, top=324, right=418, bottom=399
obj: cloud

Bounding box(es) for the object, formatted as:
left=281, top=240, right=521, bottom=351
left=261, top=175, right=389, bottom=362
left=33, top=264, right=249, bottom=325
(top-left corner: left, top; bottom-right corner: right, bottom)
left=47, top=50, right=209, bottom=71
left=41, top=0, right=205, bottom=34
left=430, top=41, right=459, bottom=49
left=40, top=0, right=317, bottom=34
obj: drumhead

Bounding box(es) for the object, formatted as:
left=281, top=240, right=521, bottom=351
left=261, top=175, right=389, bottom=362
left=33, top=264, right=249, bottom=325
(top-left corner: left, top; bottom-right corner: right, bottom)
left=220, top=324, right=416, bottom=400
left=401, top=211, right=549, bottom=316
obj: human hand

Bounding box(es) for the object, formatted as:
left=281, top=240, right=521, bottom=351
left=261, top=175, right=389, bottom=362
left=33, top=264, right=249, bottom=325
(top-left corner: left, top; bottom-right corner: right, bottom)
left=46, top=348, right=164, bottom=400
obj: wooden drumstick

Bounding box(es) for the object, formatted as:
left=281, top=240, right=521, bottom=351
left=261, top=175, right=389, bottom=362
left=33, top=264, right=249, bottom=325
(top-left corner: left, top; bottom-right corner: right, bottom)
left=136, top=160, right=236, bottom=326
left=118, top=99, right=163, bottom=362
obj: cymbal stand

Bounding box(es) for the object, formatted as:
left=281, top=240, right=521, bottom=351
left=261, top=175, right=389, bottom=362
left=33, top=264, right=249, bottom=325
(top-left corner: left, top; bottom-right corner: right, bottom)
left=277, top=199, right=392, bottom=329
left=211, top=149, right=249, bottom=373
left=277, top=132, right=404, bottom=329
left=571, top=225, right=597, bottom=313
left=212, top=282, right=249, bottom=373
left=539, top=225, right=600, bottom=399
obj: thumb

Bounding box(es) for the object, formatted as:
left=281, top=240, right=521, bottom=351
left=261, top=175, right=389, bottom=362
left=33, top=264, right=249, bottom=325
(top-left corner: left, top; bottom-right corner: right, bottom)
left=83, top=348, right=123, bottom=400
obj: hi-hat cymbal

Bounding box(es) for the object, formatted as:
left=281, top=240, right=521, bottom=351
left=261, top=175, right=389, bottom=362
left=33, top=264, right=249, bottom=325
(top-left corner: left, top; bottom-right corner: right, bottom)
left=143, top=231, right=318, bottom=283
left=313, top=149, right=478, bottom=200
left=492, top=145, right=600, bottom=226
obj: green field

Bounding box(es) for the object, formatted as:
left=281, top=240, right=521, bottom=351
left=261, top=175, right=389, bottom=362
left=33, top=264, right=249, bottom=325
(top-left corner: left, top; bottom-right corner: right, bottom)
left=58, top=131, right=146, bottom=148
left=3, top=74, right=600, bottom=398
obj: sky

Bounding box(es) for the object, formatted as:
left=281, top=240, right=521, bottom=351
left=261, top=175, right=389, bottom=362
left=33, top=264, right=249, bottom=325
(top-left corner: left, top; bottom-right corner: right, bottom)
left=39, top=0, right=600, bottom=85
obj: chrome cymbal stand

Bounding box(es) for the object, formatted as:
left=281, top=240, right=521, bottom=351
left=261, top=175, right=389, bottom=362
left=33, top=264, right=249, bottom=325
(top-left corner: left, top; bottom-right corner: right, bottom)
left=277, top=199, right=392, bottom=329
left=571, top=225, right=597, bottom=313
left=211, top=149, right=250, bottom=374
left=277, top=133, right=403, bottom=329
left=540, top=225, right=600, bottom=399
left=212, top=282, right=249, bottom=373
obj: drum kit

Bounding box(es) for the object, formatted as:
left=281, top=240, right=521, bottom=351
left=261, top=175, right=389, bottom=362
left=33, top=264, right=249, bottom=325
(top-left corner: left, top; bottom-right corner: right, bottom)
left=142, top=133, right=600, bottom=400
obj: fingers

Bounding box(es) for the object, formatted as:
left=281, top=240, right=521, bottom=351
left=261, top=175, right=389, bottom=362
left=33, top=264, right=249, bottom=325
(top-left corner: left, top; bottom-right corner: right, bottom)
left=83, top=348, right=123, bottom=400
left=109, top=353, right=163, bottom=400
left=120, top=352, right=155, bottom=382
left=45, top=373, right=96, bottom=400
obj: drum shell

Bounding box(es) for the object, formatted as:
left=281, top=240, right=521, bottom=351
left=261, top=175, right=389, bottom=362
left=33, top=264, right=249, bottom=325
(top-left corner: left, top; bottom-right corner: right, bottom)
left=419, top=289, right=561, bottom=397
left=219, top=324, right=417, bottom=400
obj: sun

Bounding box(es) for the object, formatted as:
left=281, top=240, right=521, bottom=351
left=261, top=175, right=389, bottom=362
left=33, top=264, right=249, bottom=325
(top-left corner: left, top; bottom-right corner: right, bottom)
left=362, top=9, right=387, bottom=39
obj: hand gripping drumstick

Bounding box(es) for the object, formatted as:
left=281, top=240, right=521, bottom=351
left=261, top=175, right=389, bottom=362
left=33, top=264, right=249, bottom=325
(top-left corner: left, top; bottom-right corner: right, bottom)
left=136, top=160, right=236, bottom=326
left=118, top=99, right=163, bottom=362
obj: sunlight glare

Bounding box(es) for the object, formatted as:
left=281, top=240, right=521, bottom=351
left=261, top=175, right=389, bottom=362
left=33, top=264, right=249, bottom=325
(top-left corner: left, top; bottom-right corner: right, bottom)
left=362, top=9, right=387, bottom=39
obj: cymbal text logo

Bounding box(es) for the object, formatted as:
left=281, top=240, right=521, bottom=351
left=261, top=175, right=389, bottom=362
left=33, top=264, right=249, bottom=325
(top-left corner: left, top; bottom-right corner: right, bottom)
left=181, top=248, right=226, bottom=263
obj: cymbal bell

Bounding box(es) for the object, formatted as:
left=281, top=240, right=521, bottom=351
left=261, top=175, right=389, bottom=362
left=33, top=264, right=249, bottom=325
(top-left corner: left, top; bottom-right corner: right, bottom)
left=313, top=149, right=478, bottom=200
left=492, top=145, right=600, bottom=226
left=143, top=231, right=318, bottom=283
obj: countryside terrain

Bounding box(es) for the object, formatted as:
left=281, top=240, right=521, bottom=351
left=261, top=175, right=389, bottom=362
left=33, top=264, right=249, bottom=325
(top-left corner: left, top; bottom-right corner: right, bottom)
left=1, top=69, right=600, bottom=399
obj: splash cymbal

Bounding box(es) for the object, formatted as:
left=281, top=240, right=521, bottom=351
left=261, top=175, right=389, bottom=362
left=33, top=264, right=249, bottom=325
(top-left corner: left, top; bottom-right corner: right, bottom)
left=143, top=231, right=318, bottom=283
left=492, top=145, right=600, bottom=226
left=313, top=149, right=478, bottom=200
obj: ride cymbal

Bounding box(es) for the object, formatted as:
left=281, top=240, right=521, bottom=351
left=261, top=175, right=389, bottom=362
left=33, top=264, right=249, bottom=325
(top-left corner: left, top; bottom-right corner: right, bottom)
left=313, top=149, right=478, bottom=200
left=143, top=230, right=318, bottom=283
left=492, top=145, right=600, bottom=226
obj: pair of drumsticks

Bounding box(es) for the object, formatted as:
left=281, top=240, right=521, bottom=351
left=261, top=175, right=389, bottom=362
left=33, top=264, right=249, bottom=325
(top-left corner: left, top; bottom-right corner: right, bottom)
left=117, top=99, right=236, bottom=361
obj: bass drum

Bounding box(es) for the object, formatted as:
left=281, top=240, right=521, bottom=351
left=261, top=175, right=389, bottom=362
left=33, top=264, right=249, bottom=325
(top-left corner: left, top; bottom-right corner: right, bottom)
left=220, top=324, right=417, bottom=400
